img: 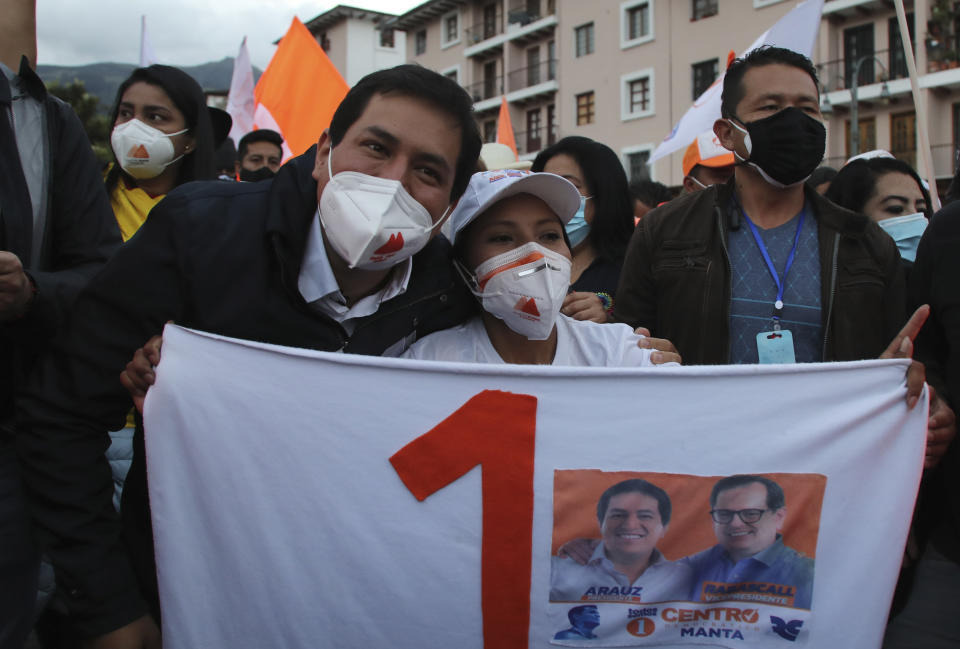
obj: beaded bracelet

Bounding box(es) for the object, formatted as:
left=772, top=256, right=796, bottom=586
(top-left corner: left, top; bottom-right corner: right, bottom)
left=595, top=291, right=614, bottom=318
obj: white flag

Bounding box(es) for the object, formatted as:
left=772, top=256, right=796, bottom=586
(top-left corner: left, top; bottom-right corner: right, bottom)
left=226, top=37, right=256, bottom=148
left=145, top=325, right=926, bottom=649
left=649, top=0, right=824, bottom=164
left=139, top=15, right=158, bottom=67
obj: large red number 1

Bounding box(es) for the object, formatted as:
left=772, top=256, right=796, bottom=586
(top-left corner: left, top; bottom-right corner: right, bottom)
left=390, top=390, right=538, bottom=649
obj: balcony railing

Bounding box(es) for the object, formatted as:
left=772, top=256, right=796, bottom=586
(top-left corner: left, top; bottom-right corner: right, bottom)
left=465, top=14, right=503, bottom=44
left=817, top=49, right=908, bottom=92
left=926, top=5, right=960, bottom=73
left=466, top=75, right=504, bottom=103
left=507, top=8, right=541, bottom=26
left=926, top=40, right=960, bottom=73
left=514, top=125, right=558, bottom=156
left=507, top=59, right=557, bottom=93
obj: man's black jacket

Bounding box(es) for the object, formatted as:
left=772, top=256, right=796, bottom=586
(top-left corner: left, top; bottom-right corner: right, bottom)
left=1, top=58, right=120, bottom=429
left=15, top=147, right=472, bottom=636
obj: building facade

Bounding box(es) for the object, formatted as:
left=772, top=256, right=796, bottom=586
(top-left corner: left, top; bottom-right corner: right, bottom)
left=304, top=4, right=406, bottom=86
left=383, top=0, right=959, bottom=189
left=817, top=0, right=960, bottom=193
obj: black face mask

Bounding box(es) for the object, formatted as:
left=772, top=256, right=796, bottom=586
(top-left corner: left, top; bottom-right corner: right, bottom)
left=239, top=166, right=276, bottom=183
left=730, top=107, right=826, bottom=188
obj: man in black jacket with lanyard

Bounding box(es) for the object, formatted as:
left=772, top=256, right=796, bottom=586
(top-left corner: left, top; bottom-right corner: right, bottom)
left=15, top=65, right=480, bottom=648
left=615, top=47, right=953, bottom=465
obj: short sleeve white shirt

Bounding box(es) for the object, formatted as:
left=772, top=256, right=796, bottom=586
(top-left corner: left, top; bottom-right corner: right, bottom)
left=402, top=314, right=664, bottom=367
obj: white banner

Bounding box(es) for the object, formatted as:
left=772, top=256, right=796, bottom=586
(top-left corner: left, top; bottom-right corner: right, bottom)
left=145, top=326, right=926, bottom=649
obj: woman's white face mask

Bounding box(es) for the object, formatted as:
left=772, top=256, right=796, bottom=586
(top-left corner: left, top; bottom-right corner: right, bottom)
left=111, top=119, right=188, bottom=180
left=458, top=242, right=571, bottom=340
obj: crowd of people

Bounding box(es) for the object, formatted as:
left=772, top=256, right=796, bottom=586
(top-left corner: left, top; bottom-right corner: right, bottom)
left=2, top=4, right=959, bottom=648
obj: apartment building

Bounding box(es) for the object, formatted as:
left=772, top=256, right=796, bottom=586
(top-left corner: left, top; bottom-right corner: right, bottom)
left=817, top=0, right=960, bottom=192
left=304, top=4, right=406, bottom=86
left=384, top=0, right=959, bottom=189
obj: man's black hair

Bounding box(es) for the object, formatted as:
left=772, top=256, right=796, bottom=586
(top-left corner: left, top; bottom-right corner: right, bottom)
left=721, top=46, right=820, bottom=120
left=630, top=179, right=673, bottom=206
left=531, top=136, right=636, bottom=265
left=328, top=64, right=481, bottom=202
left=596, top=479, right=672, bottom=527
left=710, top=474, right=785, bottom=510
left=238, top=129, right=284, bottom=161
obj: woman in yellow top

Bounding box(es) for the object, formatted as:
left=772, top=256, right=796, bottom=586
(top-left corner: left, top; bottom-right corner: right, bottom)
left=106, top=65, right=217, bottom=240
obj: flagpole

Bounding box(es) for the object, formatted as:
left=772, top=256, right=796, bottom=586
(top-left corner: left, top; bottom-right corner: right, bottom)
left=893, top=0, right=941, bottom=211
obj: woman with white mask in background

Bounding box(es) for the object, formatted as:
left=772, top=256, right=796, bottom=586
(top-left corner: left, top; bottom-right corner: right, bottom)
left=824, top=154, right=931, bottom=268
left=402, top=170, right=676, bottom=367
left=105, top=65, right=219, bottom=241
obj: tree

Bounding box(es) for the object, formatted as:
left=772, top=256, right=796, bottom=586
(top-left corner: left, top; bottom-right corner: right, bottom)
left=47, top=79, right=112, bottom=163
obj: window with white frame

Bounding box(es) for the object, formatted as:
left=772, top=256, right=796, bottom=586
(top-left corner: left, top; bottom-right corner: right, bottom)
left=576, top=91, right=595, bottom=126
left=692, top=0, right=718, bottom=21
left=621, top=0, right=653, bottom=49
left=483, top=120, right=497, bottom=143
left=691, top=58, right=718, bottom=100
left=379, top=28, right=396, bottom=49
left=622, top=145, right=654, bottom=182
left=442, top=65, right=460, bottom=85
left=415, top=30, right=426, bottom=56
left=574, top=23, right=594, bottom=57
left=621, top=69, right=655, bottom=121
left=442, top=10, right=460, bottom=48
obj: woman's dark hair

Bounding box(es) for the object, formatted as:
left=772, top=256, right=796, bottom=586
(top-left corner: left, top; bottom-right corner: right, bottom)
left=824, top=157, right=931, bottom=219
left=807, top=165, right=837, bottom=189
left=106, top=65, right=216, bottom=192
left=945, top=150, right=960, bottom=206
left=531, top=137, right=635, bottom=265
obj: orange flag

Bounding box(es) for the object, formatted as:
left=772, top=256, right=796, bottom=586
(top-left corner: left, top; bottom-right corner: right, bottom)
left=254, top=17, right=349, bottom=160
left=496, top=97, right=518, bottom=158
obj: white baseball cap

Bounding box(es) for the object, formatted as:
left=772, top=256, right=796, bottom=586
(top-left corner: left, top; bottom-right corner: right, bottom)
left=447, top=170, right=582, bottom=243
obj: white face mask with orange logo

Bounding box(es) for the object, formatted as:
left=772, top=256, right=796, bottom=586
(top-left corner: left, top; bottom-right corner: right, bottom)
left=459, top=242, right=571, bottom=340
left=318, top=147, right=448, bottom=270
left=111, top=119, right=187, bottom=180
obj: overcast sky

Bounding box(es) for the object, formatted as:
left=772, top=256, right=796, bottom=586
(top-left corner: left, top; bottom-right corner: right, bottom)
left=36, top=0, right=423, bottom=71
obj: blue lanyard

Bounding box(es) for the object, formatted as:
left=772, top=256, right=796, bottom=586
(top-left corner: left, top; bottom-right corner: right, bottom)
left=739, top=204, right=806, bottom=323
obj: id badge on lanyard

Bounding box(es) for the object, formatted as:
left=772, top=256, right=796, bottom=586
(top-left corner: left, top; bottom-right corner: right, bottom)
left=740, top=203, right=805, bottom=365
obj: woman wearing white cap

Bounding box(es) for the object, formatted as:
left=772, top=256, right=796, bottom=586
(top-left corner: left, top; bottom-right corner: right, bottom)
left=401, top=170, right=675, bottom=366
left=118, top=172, right=678, bottom=400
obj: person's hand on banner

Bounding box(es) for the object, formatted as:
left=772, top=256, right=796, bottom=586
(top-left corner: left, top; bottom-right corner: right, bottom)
left=561, top=291, right=609, bottom=323
left=877, top=305, right=955, bottom=467
left=557, top=537, right=600, bottom=565
left=879, top=305, right=929, bottom=409
left=634, top=327, right=682, bottom=365
left=120, top=334, right=164, bottom=414
left=924, top=387, right=955, bottom=469
left=84, top=615, right=161, bottom=649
